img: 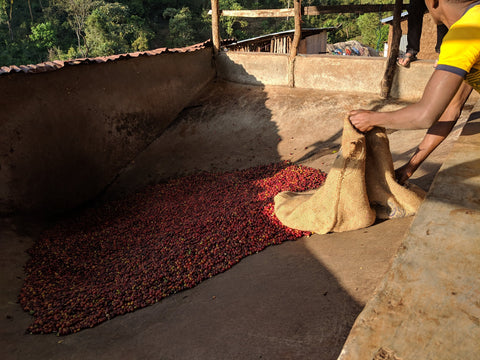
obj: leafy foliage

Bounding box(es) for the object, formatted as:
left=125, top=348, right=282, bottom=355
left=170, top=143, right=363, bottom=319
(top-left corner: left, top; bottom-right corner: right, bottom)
left=1, top=0, right=394, bottom=66
left=85, top=2, right=151, bottom=56
left=30, top=21, right=56, bottom=49
left=357, top=12, right=389, bottom=50
left=164, top=7, right=196, bottom=47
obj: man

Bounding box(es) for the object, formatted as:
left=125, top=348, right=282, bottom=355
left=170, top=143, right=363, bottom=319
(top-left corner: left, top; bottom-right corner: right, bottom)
left=397, top=0, right=448, bottom=67
left=350, top=0, right=480, bottom=182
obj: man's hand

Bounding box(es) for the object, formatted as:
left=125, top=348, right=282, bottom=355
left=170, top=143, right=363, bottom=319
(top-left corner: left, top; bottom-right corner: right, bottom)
left=348, top=109, right=376, bottom=132
left=395, top=163, right=414, bottom=185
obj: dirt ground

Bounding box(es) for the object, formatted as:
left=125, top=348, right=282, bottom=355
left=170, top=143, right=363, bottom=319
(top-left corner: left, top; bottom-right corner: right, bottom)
left=1, top=80, right=476, bottom=360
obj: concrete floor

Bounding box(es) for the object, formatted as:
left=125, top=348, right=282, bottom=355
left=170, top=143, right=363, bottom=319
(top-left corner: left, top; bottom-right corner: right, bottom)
left=1, top=81, right=477, bottom=360
left=339, top=97, right=480, bottom=360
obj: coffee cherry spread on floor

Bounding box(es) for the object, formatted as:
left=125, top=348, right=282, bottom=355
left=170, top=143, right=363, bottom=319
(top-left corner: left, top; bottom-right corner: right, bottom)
left=19, top=162, right=326, bottom=335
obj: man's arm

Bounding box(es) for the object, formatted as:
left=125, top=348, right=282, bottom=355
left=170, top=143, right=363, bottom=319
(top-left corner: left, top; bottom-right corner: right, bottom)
left=395, top=82, right=473, bottom=184
left=349, top=70, right=465, bottom=132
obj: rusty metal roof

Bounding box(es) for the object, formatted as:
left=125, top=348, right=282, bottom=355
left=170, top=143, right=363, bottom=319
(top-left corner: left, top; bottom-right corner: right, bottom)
left=0, top=40, right=212, bottom=76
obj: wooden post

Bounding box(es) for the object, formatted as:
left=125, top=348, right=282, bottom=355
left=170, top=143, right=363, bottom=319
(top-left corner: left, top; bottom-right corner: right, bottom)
left=211, top=0, right=220, bottom=56
left=288, top=0, right=302, bottom=87
left=380, top=0, right=403, bottom=98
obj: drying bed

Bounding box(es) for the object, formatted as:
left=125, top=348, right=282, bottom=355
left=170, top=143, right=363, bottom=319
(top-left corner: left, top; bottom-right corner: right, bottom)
left=19, top=162, right=326, bottom=335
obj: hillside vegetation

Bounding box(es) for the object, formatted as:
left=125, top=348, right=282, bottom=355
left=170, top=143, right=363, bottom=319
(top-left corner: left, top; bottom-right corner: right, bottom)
left=0, top=0, right=394, bottom=66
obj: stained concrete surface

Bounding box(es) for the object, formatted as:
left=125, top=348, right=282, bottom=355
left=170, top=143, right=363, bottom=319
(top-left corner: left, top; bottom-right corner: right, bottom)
left=105, top=80, right=472, bottom=199
left=1, top=81, right=477, bottom=360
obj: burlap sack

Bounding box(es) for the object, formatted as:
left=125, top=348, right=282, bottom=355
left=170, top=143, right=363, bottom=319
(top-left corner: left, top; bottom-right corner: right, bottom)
left=274, top=117, right=426, bottom=234
left=365, top=126, right=426, bottom=219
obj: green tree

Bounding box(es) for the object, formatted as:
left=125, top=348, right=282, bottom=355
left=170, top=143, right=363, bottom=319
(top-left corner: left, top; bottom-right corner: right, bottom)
left=164, top=7, right=195, bottom=47
left=357, top=12, right=389, bottom=51
left=54, top=0, right=98, bottom=57
left=317, top=13, right=361, bottom=44
left=30, top=21, right=56, bottom=49
left=131, top=31, right=149, bottom=51
left=0, top=0, right=14, bottom=40
left=85, top=2, right=151, bottom=56
left=0, top=0, right=397, bottom=67
left=219, top=0, right=248, bottom=39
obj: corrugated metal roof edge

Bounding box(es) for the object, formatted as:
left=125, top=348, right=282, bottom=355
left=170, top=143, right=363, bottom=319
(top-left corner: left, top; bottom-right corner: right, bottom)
left=381, top=11, right=409, bottom=24
left=0, top=40, right=214, bottom=76
left=226, top=27, right=337, bottom=47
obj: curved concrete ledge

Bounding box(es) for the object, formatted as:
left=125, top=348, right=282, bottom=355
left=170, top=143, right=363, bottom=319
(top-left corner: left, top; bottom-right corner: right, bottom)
left=338, top=100, right=480, bottom=359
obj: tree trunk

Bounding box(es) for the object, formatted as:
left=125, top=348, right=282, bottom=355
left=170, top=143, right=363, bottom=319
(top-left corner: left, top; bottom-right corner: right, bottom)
left=81, top=33, right=89, bottom=58
left=76, top=29, right=83, bottom=57
left=7, top=0, right=13, bottom=40
left=27, top=0, right=33, bottom=22
left=6, top=19, right=13, bottom=41
left=288, top=0, right=302, bottom=87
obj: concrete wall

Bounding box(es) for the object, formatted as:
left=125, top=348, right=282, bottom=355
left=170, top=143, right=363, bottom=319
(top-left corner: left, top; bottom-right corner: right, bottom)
left=0, top=48, right=215, bottom=214
left=216, top=52, right=289, bottom=86
left=294, top=55, right=386, bottom=94
left=217, top=51, right=434, bottom=99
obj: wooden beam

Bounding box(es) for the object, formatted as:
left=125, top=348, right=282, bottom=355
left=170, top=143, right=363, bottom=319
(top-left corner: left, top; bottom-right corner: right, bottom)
left=304, top=4, right=406, bottom=15
left=210, top=8, right=295, bottom=17
left=209, top=4, right=408, bottom=18
left=380, top=0, right=403, bottom=98
left=288, top=0, right=302, bottom=87
left=211, top=0, right=220, bottom=56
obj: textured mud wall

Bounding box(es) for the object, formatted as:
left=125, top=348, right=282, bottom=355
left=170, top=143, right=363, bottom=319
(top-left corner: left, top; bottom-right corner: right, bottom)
left=0, top=48, right=215, bottom=214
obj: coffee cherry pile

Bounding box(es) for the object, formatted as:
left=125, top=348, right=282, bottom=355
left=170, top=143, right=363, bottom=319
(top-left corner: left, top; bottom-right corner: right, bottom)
left=19, top=162, right=326, bottom=335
